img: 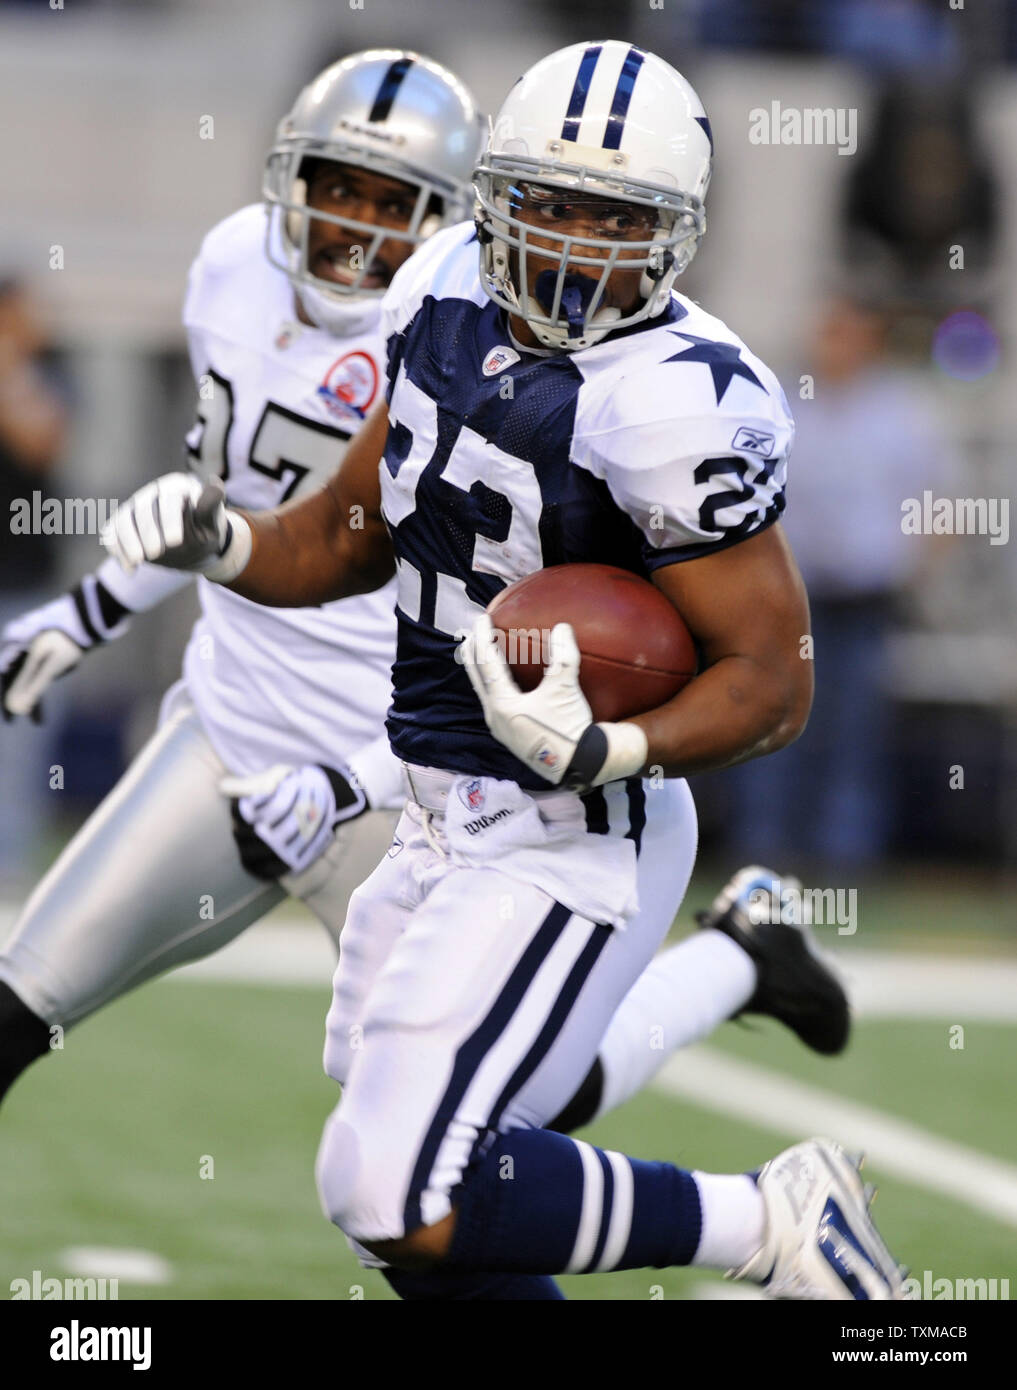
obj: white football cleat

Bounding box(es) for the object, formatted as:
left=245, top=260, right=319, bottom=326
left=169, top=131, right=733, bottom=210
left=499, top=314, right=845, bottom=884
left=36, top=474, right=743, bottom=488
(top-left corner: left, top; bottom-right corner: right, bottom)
left=728, top=1138, right=910, bottom=1299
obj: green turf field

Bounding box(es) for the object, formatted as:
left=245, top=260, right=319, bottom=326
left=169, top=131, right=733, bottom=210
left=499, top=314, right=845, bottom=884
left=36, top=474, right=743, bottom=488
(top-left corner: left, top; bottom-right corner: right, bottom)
left=2, top=885, right=1014, bottom=1301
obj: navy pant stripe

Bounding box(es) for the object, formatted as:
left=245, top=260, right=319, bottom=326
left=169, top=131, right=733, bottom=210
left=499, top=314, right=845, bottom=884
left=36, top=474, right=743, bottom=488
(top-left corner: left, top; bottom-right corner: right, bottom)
left=625, top=777, right=646, bottom=855
left=368, top=56, right=414, bottom=124
left=581, top=788, right=609, bottom=835
left=603, top=46, right=645, bottom=150
left=402, top=900, right=574, bottom=1232
left=484, top=919, right=612, bottom=1136
left=561, top=44, right=602, bottom=141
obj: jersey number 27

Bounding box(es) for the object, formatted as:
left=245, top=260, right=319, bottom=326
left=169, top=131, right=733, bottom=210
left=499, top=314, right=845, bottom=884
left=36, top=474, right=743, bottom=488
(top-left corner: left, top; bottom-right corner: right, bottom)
left=186, top=368, right=353, bottom=505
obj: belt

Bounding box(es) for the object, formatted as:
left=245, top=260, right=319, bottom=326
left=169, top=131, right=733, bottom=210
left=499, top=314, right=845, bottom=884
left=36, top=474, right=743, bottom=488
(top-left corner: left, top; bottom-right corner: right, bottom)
left=400, top=763, right=593, bottom=821
left=401, top=763, right=458, bottom=813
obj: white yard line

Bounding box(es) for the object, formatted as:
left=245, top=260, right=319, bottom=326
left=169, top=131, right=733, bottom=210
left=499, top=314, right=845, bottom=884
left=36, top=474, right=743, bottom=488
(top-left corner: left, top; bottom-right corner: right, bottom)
left=652, top=1046, right=1017, bottom=1228
left=58, top=1246, right=172, bottom=1285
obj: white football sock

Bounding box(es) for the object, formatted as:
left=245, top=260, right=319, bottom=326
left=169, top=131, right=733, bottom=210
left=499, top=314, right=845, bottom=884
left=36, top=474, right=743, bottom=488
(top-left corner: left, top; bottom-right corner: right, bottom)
left=690, top=1171, right=767, bottom=1269
left=595, top=929, right=756, bottom=1119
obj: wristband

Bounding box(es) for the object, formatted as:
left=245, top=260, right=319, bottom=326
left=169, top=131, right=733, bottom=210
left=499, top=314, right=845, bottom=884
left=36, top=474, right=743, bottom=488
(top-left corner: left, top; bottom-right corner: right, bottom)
left=562, top=721, right=648, bottom=792
left=200, top=511, right=253, bottom=583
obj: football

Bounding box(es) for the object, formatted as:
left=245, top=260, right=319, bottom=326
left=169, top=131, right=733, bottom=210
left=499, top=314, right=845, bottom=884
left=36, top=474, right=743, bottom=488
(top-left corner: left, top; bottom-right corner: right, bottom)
left=487, top=563, right=698, bottom=723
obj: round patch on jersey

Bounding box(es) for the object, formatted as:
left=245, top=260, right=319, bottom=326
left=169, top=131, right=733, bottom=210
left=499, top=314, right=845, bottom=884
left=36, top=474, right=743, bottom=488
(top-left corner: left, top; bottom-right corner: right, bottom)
left=317, top=350, right=379, bottom=421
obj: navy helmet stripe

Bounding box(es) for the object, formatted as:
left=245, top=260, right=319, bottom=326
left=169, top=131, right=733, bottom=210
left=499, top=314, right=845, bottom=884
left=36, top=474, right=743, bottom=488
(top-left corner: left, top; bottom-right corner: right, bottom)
left=602, top=46, right=645, bottom=150
left=368, top=55, right=414, bottom=123
left=561, top=44, right=602, bottom=140
left=694, top=114, right=714, bottom=154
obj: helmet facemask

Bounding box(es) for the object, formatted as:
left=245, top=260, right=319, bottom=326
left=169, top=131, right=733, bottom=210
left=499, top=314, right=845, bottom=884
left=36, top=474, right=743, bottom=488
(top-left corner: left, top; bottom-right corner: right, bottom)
left=263, top=137, right=468, bottom=311
left=474, top=153, right=706, bottom=351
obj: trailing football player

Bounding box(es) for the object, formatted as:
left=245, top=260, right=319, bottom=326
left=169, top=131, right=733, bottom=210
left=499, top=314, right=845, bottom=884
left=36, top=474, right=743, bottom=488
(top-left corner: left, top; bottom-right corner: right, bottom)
left=0, top=50, right=483, bottom=1092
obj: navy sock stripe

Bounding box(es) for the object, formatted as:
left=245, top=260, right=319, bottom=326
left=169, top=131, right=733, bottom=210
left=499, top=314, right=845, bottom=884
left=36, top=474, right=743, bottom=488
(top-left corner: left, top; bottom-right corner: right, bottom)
left=624, top=777, right=646, bottom=855
left=587, top=1147, right=616, bottom=1270
left=402, top=900, right=574, bottom=1232
left=561, top=44, right=601, bottom=140
left=447, top=1129, right=703, bottom=1274
left=368, top=56, right=413, bottom=124
left=602, top=46, right=645, bottom=150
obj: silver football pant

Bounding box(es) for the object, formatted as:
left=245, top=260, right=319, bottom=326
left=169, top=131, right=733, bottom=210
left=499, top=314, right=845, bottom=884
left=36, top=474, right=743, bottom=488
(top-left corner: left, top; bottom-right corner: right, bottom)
left=0, top=696, right=397, bottom=1027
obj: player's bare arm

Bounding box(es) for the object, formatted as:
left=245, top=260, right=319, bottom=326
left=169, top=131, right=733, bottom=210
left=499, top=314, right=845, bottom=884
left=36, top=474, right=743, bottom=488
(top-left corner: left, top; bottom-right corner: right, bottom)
left=229, top=397, right=393, bottom=607
left=632, top=522, right=812, bottom=777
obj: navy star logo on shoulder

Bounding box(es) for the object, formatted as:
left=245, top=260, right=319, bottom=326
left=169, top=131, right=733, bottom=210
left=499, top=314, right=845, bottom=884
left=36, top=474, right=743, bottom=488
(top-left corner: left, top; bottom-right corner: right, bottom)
left=663, top=331, right=765, bottom=405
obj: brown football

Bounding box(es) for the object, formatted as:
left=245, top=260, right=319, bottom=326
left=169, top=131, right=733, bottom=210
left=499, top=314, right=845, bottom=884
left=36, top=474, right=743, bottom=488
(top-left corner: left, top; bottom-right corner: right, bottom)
left=487, top=563, right=698, bottom=723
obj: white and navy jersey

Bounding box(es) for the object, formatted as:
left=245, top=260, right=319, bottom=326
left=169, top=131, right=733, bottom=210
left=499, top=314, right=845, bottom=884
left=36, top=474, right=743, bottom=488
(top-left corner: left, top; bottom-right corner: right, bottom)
left=180, top=204, right=398, bottom=777
left=379, top=222, right=794, bottom=787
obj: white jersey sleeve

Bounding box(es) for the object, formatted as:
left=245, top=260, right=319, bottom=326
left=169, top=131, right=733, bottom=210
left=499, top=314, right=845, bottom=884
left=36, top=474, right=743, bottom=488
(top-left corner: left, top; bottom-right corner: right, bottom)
left=96, top=555, right=191, bottom=612
left=380, top=222, right=483, bottom=351
left=572, top=320, right=794, bottom=568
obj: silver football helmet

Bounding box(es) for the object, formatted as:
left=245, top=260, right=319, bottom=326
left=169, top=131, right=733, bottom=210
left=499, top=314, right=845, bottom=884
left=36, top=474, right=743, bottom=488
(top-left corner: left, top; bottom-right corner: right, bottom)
left=264, top=49, right=484, bottom=332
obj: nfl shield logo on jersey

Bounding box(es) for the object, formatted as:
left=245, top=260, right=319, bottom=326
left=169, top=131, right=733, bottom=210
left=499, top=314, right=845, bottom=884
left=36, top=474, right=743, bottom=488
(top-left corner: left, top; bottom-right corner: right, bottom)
left=482, top=345, right=521, bottom=377
left=459, top=779, right=486, bottom=811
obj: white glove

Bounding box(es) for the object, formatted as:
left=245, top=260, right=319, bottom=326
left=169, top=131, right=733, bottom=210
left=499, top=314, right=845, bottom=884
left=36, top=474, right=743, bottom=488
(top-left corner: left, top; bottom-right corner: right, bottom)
left=1, top=577, right=129, bottom=721
left=461, top=613, right=648, bottom=791
left=100, top=472, right=252, bottom=582
left=221, top=762, right=368, bottom=879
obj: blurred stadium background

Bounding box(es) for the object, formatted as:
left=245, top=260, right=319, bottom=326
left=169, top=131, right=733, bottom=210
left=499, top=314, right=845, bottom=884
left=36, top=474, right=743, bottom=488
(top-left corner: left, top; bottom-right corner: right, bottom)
left=1, top=0, right=1015, bottom=1300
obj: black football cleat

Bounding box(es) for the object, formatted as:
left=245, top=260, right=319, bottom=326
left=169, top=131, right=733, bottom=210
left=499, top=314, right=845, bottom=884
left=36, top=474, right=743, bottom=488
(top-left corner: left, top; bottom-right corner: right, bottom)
left=696, top=865, right=851, bottom=1055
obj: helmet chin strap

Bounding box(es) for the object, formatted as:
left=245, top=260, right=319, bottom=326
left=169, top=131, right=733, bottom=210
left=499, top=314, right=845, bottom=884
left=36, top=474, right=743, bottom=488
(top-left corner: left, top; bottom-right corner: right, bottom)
left=295, top=282, right=381, bottom=337
left=531, top=269, right=623, bottom=350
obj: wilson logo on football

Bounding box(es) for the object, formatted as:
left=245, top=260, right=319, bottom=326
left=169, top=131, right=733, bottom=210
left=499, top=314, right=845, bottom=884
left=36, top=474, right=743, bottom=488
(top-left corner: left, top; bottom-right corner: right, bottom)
left=317, top=351, right=379, bottom=421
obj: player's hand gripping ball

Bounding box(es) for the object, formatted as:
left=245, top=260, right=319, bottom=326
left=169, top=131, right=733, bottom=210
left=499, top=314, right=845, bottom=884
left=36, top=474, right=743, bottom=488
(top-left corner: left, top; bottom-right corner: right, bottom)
left=487, top=563, right=697, bottom=722
left=462, top=564, right=697, bottom=791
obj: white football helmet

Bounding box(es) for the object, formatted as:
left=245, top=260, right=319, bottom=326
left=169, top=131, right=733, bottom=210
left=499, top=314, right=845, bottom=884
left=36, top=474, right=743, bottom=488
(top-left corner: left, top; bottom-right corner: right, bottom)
left=264, top=49, right=484, bottom=333
left=474, top=41, right=713, bottom=350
